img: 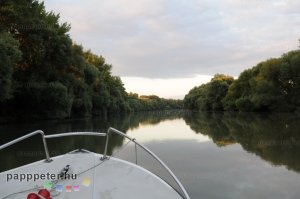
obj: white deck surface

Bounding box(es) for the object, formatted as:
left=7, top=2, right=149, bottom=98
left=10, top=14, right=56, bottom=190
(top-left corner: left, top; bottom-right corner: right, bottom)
left=0, top=151, right=183, bottom=199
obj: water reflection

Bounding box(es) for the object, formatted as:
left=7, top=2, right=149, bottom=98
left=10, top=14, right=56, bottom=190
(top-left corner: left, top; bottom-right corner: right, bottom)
left=127, top=119, right=209, bottom=143
left=1, top=111, right=300, bottom=181
left=1, top=111, right=300, bottom=198
left=183, top=112, right=300, bottom=172
left=0, top=111, right=185, bottom=172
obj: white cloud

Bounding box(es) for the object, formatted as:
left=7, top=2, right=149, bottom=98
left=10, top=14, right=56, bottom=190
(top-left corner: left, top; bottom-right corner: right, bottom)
left=43, top=0, right=300, bottom=96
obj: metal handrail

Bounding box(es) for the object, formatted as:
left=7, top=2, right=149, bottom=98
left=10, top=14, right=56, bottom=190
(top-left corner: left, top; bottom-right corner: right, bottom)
left=103, top=127, right=190, bottom=199
left=45, top=132, right=106, bottom=139
left=0, top=128, right=190, bottom=199
left=0, top=130, right=51, bottom=162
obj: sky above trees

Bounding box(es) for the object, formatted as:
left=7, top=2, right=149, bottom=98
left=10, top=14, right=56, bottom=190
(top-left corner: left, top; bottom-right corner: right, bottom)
left=44, top=0, right=300, bottom=98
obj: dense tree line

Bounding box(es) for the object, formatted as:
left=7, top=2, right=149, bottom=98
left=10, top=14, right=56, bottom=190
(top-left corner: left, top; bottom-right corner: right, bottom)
left=127, top=93, right=182, bottom=112
left=184, top=74, right=234, bottom=111
left=184, top=49, right=300, bottom=112
left=0, top=0, right=182, bottom=120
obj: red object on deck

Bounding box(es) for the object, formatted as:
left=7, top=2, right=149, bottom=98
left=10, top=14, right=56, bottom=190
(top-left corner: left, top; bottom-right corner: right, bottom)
left=27, top=189, right=52, bottom=199
left=38, top=189, right=51, bottom=198
left=27, top=193, right=40, bottom=199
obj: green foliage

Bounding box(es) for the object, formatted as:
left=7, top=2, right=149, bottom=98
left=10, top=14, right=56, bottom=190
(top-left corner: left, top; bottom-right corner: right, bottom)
left=225, top=52, right=300, bottom=112
left=0, top=32, right=21, bottom=101
left=185, top=50, right=300, bottom=112
left=0, top=0, right=182, bottom=120
left=39, top=82, right=73, bottom=118
left=127, top=93, right=183, bottom=112
left=222, top=69, right=254, bottom=111
left=184, top=74, right=234, bottom=111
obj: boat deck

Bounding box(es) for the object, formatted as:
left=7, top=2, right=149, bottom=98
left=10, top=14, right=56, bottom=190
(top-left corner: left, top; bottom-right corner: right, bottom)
left=0, top=151, right=183, bottom=199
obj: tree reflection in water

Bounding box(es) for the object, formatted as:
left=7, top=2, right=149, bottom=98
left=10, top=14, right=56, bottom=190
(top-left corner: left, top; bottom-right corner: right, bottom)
left=183, top=112, right=300, bottom=172
left=1, top=110, right=300, bottom=174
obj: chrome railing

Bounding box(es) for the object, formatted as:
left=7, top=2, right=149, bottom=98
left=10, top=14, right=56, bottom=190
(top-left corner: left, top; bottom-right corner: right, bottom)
left=103, top=127, right=190, bottom=199
left=0, top=130, right=52, bottom=162
left=0, top=128, right=190, bottom=199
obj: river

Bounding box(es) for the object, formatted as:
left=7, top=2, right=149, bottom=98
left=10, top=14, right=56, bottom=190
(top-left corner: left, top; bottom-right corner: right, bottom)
left=1, top=111, right=300, bottom=199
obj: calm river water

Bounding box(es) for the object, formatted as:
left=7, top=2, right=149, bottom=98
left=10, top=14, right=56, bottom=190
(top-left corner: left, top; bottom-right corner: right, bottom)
left=1, top=111, right=300, bottom=199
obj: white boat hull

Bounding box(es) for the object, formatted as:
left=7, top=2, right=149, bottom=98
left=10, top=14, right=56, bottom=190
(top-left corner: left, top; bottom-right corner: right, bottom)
left=0, top=151, right=183, bottom=199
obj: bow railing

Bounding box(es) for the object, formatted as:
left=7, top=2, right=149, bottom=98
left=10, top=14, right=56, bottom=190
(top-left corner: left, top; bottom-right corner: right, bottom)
left=0, top=128, right=190, bottom=199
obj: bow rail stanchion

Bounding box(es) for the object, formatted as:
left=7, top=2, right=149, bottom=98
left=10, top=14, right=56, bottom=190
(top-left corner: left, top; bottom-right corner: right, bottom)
left=102, top=127, right=190, bottom=199
left=0, top=131, right=107, bottom=163
left=0, top=130, right=52, bottom=162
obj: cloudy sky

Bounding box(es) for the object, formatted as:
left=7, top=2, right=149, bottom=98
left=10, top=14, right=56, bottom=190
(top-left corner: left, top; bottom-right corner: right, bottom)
left=44, top=0, right=299, bottom=98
